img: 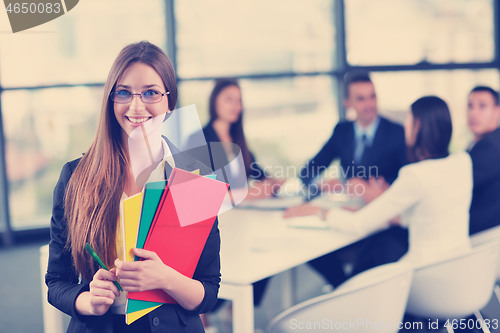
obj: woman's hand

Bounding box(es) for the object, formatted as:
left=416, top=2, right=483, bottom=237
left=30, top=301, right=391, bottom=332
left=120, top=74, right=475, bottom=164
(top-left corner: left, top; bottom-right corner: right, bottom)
left=283, top=203, right=324, bottom=219
left=75, top=269, right=120, bottom=316
left=246, top=177, right=285, bottom=199
left=115, top=248, right=173, bottom=292
left=319, top=178, right=343, bottom=193
left=341, top=205, right=359, bottom=212
left=361, top=177, right=390, bottom=203
left=344, top=177, right=369, bottom=196
left=115, top=248, right=205, bottom=311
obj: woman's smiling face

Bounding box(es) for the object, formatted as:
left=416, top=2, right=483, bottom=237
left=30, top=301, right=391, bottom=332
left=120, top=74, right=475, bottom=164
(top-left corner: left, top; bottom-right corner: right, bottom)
left=113, top=62, right=170, bottom=139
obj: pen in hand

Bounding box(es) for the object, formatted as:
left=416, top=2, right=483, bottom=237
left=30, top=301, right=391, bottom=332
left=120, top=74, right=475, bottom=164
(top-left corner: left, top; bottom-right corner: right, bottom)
left=85, top=243, right=123, bottom=292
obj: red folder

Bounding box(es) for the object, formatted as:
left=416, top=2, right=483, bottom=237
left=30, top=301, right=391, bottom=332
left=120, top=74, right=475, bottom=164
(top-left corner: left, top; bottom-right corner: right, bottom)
left=127, top=168, right=228, bottom=304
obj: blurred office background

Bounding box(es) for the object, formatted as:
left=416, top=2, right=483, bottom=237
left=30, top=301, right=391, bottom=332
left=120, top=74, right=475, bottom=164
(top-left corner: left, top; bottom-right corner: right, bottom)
left=0, top=0, right=499, bottom=331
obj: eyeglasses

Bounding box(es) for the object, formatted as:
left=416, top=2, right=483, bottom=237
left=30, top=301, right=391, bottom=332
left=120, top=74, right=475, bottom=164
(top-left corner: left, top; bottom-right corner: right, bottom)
left=110, top=89, right=170, bottom=104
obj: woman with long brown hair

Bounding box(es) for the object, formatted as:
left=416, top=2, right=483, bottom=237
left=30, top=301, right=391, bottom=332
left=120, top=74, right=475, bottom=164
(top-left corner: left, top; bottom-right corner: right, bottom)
left=46, top=41, right=220, bottom=332
left=197, top=78, right=284, bottom=199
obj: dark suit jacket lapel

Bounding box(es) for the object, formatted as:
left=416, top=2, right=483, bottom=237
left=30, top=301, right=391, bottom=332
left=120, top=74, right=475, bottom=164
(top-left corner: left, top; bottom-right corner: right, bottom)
left=345, top=123, right=356, bottom=164
left=362, top=117, right=388, bottom=165
left=370, top=117, right=387, bottom=151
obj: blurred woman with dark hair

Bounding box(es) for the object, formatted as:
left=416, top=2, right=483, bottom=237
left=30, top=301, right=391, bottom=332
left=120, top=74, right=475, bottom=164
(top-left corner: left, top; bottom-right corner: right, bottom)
left=199, top=78, right=284, bottom=199
left=285, top=96, right=473, bottom=268
left=193, top=79, right=285, bottom=330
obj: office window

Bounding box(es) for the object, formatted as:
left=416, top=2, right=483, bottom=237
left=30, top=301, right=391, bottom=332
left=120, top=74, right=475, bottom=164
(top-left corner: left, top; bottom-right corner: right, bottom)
left=371, top=70, right=500, bottom=150
left=2, top=87, right=101, bottom=229
left=178, top=76, right=338, bottom=174
left=345, top=0, right=494, bottom=65
left=0, top=0, right=167, bottom=230
left=1, top=0, right=499, bottom=235
left=175, top=0, right=335, bottom=78
left=0, top=0, right=166, bottom=87
left=177, top=81, right=214, bottom=127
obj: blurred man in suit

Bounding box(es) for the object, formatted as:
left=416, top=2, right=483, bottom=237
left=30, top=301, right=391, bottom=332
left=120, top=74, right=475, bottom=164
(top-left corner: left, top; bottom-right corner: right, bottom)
left=467, top=86, right=500, bottom=234
left=300, top=72, right=409, bottom=287
left=299, top=71, right=407, bottom=195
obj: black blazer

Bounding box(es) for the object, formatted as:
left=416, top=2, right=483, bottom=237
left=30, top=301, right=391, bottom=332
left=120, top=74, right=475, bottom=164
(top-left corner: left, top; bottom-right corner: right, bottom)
left=184, top=123, right=267, bottom=189
left=202, top=123, right=266, bottom=180
left=468, top=128, right=500, bottom=235
left=299, top=116, right=407, bottom=186
left=45, top=140, right=221, bottom=333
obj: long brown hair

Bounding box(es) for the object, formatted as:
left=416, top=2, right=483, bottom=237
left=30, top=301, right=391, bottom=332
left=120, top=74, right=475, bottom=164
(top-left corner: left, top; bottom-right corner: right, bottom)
left=65, top=41, right=178, bottom=280
left=208, top=79, right=253, bottom=177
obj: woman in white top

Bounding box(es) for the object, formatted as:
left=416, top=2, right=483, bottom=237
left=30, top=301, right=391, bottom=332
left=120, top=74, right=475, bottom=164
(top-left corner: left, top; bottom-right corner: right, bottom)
left=285, top=96, right=473, bottom=267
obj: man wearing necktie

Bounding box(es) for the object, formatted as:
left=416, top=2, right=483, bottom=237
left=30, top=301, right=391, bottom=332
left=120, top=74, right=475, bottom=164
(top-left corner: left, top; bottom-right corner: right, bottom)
left=299, top=71, right=409, bottom=288
left=354, top=133, right=369, bottom=165
left=299, top=72, right=407, bottom=195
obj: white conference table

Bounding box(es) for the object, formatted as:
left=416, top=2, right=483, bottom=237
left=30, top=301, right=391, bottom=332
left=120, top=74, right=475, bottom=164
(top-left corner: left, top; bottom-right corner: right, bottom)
left=218, top=196, right=364, bottom=333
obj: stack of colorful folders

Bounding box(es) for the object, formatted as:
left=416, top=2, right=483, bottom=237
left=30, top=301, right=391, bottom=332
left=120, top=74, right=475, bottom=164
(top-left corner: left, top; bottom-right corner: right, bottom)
left=120, top=168, right=229, bottom=324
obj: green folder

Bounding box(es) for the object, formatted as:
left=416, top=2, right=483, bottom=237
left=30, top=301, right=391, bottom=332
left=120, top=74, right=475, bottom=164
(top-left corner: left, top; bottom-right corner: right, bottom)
left=135, top=180, right=167, bottom=258
left=127, top=299, right=163, bottom=312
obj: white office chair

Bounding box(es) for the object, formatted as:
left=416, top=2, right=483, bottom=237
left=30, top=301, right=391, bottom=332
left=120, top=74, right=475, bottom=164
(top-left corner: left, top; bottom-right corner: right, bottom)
left=406, top=240, right=500, bottom=333
left=266, top=261, right=414, bottom=333
left=40, top=244, right=70, bottom=333
left=471, top=225, right=500, bottom=303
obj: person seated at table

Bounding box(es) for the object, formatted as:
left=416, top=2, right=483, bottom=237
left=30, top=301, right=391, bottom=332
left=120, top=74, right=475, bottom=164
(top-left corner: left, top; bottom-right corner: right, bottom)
left=299, top=71, right=407, bottom=196
left=187, top=79, right=283, bottom=329
left=186, top=78, right=283, bottom=199
left=466, top=86, right=500, bottom=235
left=298, top=71, right=408, bottom=289
left=285, top=96, right=473, bottom=269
